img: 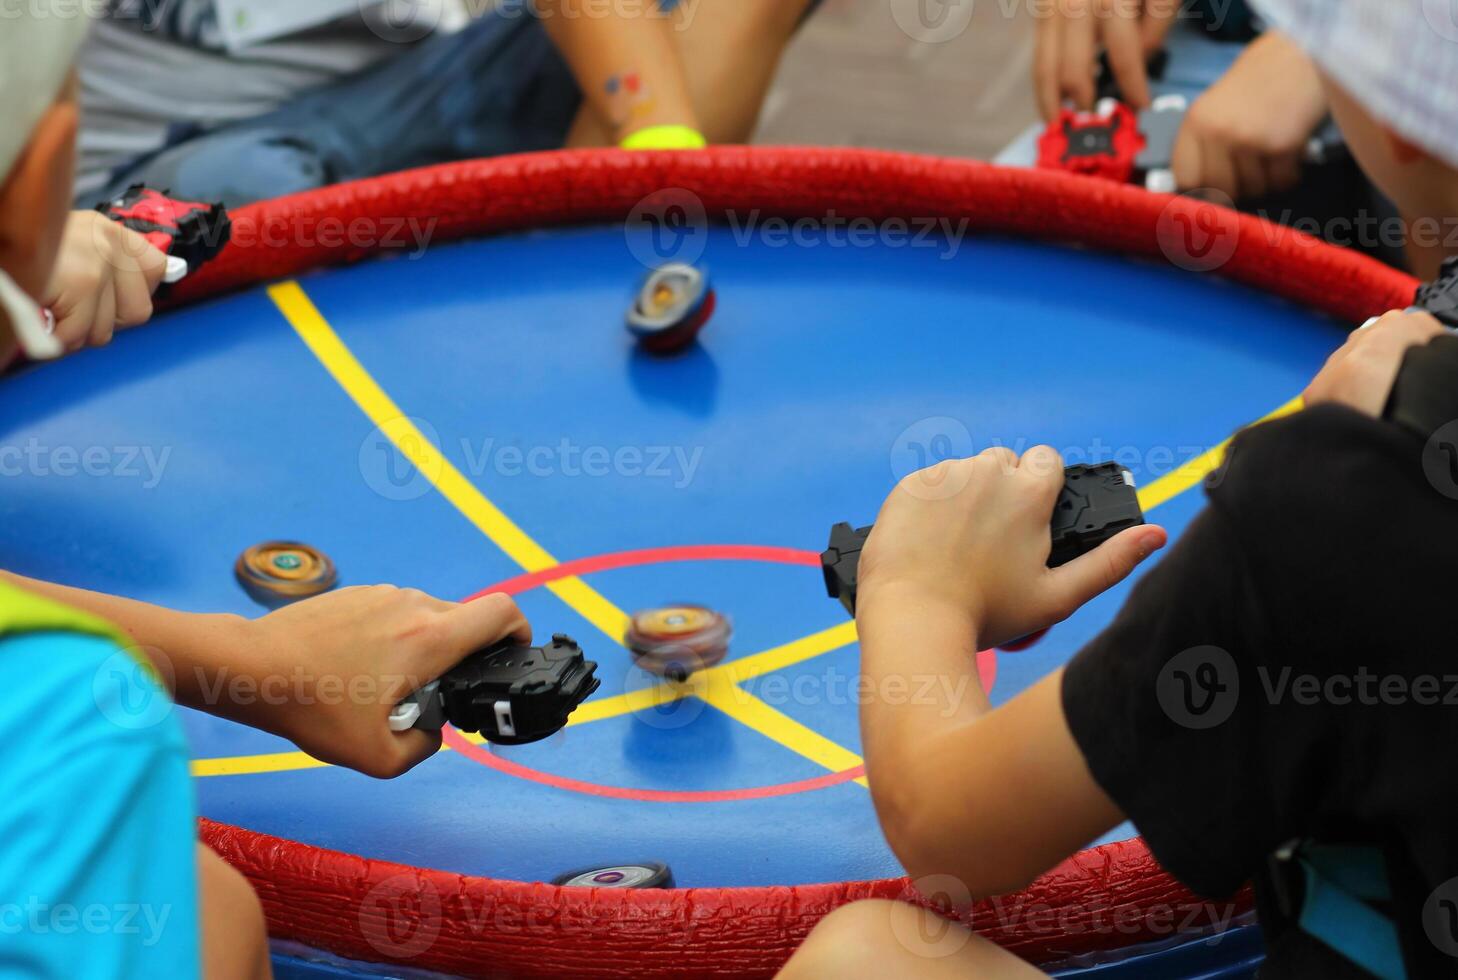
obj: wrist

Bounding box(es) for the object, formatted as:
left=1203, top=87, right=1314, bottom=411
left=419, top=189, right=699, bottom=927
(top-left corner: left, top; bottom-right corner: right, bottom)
left=172, top=613, right=286, bottom=730
left=857, top=579, right=982, bottom=646
left=619, top=123, right=707, bottom=150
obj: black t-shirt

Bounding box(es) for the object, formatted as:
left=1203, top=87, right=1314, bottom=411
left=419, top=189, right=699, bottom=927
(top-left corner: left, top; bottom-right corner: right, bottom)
left=1063, top=404, right=1458, bottom=978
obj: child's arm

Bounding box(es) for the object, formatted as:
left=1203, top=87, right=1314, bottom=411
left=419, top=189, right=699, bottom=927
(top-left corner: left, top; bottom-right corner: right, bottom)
left=0, top=570, right=529, bottom=778
left=854, top=447, right=1167, bottom=895
left=1170, top=30, right=1328, bottom=200
left=536, top=0, right=701, bottom=147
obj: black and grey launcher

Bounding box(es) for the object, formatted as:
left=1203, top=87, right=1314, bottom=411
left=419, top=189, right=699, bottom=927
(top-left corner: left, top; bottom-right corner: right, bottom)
left=389, top=634, right=600, bottom=744
left=823, top=462, right=1145, bottom=617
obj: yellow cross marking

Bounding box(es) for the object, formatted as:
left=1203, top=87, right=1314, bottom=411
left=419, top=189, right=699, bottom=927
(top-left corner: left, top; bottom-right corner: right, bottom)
left=191, top=281, right=1296, bottom=785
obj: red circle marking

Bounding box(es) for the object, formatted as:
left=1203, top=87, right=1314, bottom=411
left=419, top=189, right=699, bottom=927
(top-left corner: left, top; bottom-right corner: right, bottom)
left=453, top=544, right=995, bottom=802
left=442, top=726, right=866, bottom=803
left=462, top=544, right=820, bottom=601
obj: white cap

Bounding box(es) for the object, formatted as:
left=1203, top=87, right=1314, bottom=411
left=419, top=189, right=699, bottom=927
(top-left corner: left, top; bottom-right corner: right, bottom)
left=1250, top=0, right=1458, bottom=170
left=0, top=11, right=91, bottom=183
left=0, top=10, right=90, bottom=359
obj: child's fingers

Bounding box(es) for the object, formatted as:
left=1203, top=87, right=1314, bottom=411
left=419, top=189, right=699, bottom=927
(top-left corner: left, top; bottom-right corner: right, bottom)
left=1018, top=445, right=1066, bottom=513
left=436, top=592, right=532, bottom=675
left=1047, top=524, right=1167, bottom=615
left=1101, top=14, right=1150, bottom=108
left=90, top=286, right=117, bottom=347
left=1059, top=10, right=1099, bottom=111
left=1232, top=149, right=1269, bottom=201
left=978, top=445, right=1020, bottom=475
left=113, top=267, right=156, bottom=329
left=1141, top=0, right=1179, bottom=51
left=1034, top=16, right=1064, bottom=121
left=1171, top=123, right=1202, bottom=192
left=1265, top=151, right=1303, bottom=196
left=1198, top=134, right=1239, bottom=200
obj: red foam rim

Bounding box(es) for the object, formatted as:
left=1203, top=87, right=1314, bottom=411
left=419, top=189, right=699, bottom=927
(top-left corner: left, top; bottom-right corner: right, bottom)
left=176, top=147, right=1417, bottom=978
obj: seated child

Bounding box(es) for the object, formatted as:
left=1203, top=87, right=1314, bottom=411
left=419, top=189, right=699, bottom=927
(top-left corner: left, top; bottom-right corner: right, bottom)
left=779, top=1, right=1458, bottom=975
left=78, top=0, right=818, bottom=207
left=1005, top=1, right=1401, bottom=264
left=2, top=18, right=535, bottom=976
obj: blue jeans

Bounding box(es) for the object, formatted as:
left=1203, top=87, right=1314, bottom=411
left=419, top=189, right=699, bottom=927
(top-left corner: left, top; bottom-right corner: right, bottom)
left=91, top=4, right=581, bottom=207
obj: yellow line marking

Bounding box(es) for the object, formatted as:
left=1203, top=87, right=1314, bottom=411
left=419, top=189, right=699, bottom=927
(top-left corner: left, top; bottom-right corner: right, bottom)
left=193, top=750, right=333, bottom=778
left=698, top=673, right=868, bottom=787
left=196, top=283, right=1299, bottom=784
left=268, top=281, right=630, bottom=645
left=1135, top=396, right=1303, bottom=512
left=192, top=612, right=861, bottom=777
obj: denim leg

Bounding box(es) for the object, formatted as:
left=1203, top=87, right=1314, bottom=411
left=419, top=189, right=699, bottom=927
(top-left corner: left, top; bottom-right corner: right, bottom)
left=91, top=5, right=580, bottom=207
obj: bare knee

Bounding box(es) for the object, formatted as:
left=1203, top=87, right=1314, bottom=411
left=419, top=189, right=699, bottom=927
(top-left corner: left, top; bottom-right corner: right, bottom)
left=198, top=844, right=271, bottom=980
left=780, top=900, right=916, bottom=978
left=780, top=899, right=1045, bottom=979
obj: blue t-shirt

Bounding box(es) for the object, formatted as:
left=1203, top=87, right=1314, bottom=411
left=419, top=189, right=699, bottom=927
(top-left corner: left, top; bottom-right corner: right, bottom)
left=0, top=632, right=199, bottom=978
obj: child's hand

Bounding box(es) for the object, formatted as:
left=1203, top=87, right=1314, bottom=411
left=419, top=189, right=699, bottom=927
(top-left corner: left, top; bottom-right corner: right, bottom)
left=857, top=446, right=1167, bottom=649
left=232, top=587, right=531, bottom=778
left=43, top=210, right=167, bottom=352
left=1172, top=31, right=1327, bottom=200
left=1033, top=0, right=1177, bottom=120
left=1304, top=309, right=1447, bottom=417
